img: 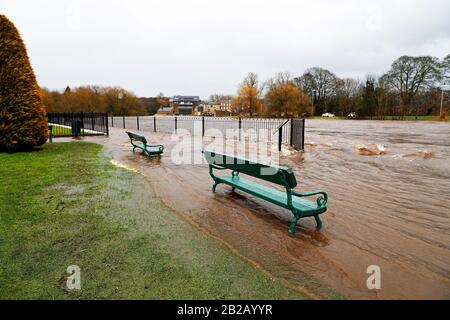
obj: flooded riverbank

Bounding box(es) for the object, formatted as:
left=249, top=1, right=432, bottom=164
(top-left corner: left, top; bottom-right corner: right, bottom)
left=78, top=119, right=450, bottom=299
left=289, top=120, right=450, bottom=298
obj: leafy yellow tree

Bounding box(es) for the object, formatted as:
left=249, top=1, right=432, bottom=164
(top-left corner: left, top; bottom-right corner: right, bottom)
left=0, top=15, right=48, bottom=150
left=156, top=92, right=169, bottom=109
left=265, top=72, right=311, bottom=117
left=235, top=72, right=263, bottom=117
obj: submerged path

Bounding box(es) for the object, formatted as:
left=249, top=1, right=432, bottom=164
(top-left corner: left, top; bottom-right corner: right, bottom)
left=77, top=120, right=450, bottom=300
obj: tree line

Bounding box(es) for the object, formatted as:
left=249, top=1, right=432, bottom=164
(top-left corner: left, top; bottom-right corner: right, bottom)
left=42, top=54, right=450, bottom=118
left=41, top=86, right=161, bottom=116
left=231, top=54, right=450, bottom=118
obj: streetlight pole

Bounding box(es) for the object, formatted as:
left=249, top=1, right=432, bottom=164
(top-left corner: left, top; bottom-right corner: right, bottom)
left=311, top=90, right=316, bottom=117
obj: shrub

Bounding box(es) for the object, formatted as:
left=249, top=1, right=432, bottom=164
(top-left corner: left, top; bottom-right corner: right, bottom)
left=0, top=14, right=48, bottom=151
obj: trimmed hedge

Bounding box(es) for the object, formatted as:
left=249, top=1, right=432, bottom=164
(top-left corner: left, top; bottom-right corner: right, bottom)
left=0, top=14, right=48, bottom=151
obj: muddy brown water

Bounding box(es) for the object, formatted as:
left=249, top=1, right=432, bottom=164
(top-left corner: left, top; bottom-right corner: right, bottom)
left=70, top=119, right=450, bottom=299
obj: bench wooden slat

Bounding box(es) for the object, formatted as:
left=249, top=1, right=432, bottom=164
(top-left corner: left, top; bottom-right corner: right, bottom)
left=203, top=151, right=297, bottom=188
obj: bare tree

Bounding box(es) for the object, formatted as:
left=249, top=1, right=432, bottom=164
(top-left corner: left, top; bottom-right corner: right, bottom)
left=294, top=67, right=338, bottom=115
left=442, top=54, right=450, bottom=85
left=333, top=78, right=361, bottom=115
left=380, top=56, right=441, bottom=114
left=208, top=94, right=233, bottom=103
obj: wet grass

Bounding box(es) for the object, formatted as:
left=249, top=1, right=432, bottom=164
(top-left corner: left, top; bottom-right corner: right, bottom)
left=48, top=124, right=72, bottom=136
left=312, top=115, right=449, bottom=121
left=0, top=142, right=308, bottom=299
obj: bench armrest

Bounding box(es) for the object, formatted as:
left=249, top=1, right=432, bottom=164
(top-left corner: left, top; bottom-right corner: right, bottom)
left=292, top=191, right=328, bottom=208
left=147, top=144, right=164, bottom=150
left=208, top=164, right=227, bottom=181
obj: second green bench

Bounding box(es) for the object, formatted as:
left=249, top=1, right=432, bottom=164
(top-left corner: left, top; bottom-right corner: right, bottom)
left=126, top=131, right=164, bottom=157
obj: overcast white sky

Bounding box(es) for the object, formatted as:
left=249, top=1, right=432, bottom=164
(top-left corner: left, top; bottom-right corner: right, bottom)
left=2, top=0, right=450, bottom=98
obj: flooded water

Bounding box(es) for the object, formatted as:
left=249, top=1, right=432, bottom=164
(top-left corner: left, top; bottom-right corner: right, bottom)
left=291, top=120, right=450, bottom=299
left=80, top=119, right=450, bottom=299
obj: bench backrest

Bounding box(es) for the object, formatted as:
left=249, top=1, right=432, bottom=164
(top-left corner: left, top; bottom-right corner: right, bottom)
left=203, top=150, right=297, bottom=189
left=126, top=131, right=147, bottom=144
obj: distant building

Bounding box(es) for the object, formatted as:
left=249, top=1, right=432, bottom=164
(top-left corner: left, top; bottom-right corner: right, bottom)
left=201, top=99, right=232, bottom=116
left=156, top=106, right=172, bottom=115
left=170, top=96, right=201, bottom=115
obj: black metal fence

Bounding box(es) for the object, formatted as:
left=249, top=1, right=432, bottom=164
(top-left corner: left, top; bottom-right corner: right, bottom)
left=47, top=112, right=109, bottom=137
left=110, top=115, right=305, bottom=150
left=290, top=118, right=305, bottom=151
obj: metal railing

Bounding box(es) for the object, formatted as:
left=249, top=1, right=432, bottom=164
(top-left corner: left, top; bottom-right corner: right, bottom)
left=290, top=118, right=305, bottom=151
left=110, top=115, right=305, bottom=150
left=47, top=112, right=109, bottom=137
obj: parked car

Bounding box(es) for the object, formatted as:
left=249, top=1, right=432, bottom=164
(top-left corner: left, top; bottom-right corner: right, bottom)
left=322, top=113, right=335, bottom=117
left=348, top=112, right=357, bottom=118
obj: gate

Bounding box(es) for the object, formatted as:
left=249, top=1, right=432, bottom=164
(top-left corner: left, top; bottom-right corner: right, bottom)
left=47, top=112, right=109, bottom=137
left=290, top=118, right=305, bottom=151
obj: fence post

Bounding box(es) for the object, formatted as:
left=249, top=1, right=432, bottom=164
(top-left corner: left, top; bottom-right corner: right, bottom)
left=137, top=115, right=140, bottom=131
left=202, top=115, right=205, bottom=137
left=105, top=112, right=109, bottom=136
left=111, top=114, right=114, bottom=127
left=290, top=118, right=293, bottom=147
left=301, top=118, right=305, bottom=150
left=153, top=116, right=156, bottom=132
left=80, top=112, right=84, bottom=136
left=122, top=115, right=125, bottom=129
left=175, top=116, right=178, bottom=133
left=91, top=112, right=95, bottom=130
left=48, top=125, right=53, bottom=143
left=278, top=125, right=283, bottom=152
left=238, top=117, right=242, bottom=141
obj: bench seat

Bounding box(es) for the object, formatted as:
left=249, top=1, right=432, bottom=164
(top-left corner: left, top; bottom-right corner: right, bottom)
left=216, top=176, right=326, bottom=217
left=133, top=142, right=163, bottom=155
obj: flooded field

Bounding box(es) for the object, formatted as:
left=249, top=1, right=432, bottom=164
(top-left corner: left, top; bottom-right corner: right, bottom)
left=291, top=120, right=450, bottom=299
left=83, top=119, right=450, bottom=299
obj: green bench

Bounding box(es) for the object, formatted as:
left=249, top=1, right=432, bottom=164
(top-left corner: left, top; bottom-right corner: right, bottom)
left=126, top=131, right=164, bottom=157
left=202, top=150, right=328, bottom=235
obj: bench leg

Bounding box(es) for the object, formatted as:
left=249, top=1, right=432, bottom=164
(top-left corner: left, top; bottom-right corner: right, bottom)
left=212, top=181, right=220, bottom=193
left=314, top=215, right=323, bottom=230
left=289, top=215, right=300, bottom=235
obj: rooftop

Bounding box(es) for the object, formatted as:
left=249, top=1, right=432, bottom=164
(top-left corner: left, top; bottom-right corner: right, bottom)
left=170, top=96, right=201, bottom=103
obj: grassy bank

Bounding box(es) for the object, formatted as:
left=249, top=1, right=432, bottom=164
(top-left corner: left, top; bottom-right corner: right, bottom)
left=0, top=142, right=309, bottom=299
left=312, top=115, right=449, bottom=121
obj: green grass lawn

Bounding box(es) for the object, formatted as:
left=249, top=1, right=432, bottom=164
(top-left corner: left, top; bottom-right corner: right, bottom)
left=381, top=115, right=449, bottom=121
left=49, top=124, right=72, bottom=136
left=312, top=115, right=449, bottom=121
left=0, top=142, right=316, bottom=299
